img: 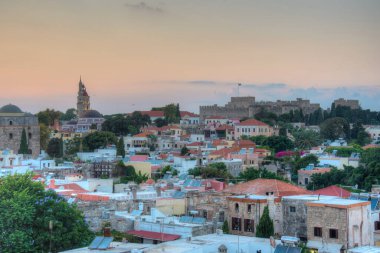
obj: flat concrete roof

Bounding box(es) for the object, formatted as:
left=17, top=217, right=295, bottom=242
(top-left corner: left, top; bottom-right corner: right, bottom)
left=307, top=199, right=370, bottom=209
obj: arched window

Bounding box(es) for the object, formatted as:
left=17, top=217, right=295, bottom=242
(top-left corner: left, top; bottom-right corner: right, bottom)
left=235, top=203, right=239, bottom=212
left=9, top=121, right=13, bottom=125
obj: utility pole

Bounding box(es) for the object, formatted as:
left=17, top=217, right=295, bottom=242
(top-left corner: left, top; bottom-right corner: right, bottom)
left=49, top=220, right=53, bottom=253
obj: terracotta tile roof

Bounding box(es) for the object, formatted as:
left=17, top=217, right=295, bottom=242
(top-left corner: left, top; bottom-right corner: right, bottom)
left=362, top=144, right=380, bottom=150
left=212, top=139, right=229, bottom=146
left=180, top=111, right=199, bottom=117
left=130, top=155, right=149, bottom=162
left=133, top=132, right=153, bottom=138
left=127, top=230, right=180, bottom=242
left=210, top=147, right=239, bottom=158
left=137, top=111, right=165, bottom=117
left=313, top=185, right=351, bottom=198
left=187, top=142, right=203, bottom=147
left=215, top=124, right=234, bottom=131
left=233, top=140, right=256, bottom=149
left=237, top=119, right=268, bottom=126
left=224, top=178, right=310, bottom=197
left=298, top=168, right=331, bottom=175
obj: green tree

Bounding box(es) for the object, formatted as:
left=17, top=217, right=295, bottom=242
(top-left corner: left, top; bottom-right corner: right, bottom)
left=36, top=109, right=63, bottom=127
left=163, top=104, right=180, bottom=123
left=154, top=117, right=168, bottom=127
left=264, top=136, right=294, bottom=153
left=222, top=220, right=229, bottom=234
left=116, top=137, right=125, bottom=158
left=18, top=128, right=29, bottom=154
left=255, top=206, right=274, bottom=238
left=320, top=117, right=350, bottom=140
left=39, top=123, right=50, bottom=150
left=292, top=128, right=321, bottom=150
left=0, top=174, right=94, bottom=252
left=181, top=146, right=190, bottom=156
left=238, top=167, right=288, bottom=182
left=60, top=108, right=77, bottom=121
left=188, top=163, right=232, bottom=181
left=83, top=131, right=117, bottom=151
left=292, top=154, right=319, bottom=174
left=47, top=138, right=63, bottom=158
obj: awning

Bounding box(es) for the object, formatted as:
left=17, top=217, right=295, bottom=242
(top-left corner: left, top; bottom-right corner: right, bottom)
left=126, top=230, right=181, bottom=242
left=307, top=240, right=343, bottom=253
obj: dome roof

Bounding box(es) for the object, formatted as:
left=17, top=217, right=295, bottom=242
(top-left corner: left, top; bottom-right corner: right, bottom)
left=80, top=110, right=103, bottom=118
left=0, top=104, right=23, bottom=113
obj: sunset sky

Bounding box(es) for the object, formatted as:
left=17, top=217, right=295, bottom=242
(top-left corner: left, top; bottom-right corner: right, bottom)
left=0, top=0, right=379, bottom=114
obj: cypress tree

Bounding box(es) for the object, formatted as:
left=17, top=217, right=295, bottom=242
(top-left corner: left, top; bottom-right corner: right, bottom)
left=256, top=206, right=274, bottom=238
left=222, top=220, right=229, bottom=234
left=18, top=128, right=29, bottom=154
left=116, top=137, right=125, bottom=158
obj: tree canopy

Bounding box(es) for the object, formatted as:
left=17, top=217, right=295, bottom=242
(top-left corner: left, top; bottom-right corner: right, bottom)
left=0, top=174, right=93, bottom=252
left=83, top=131, right=117, bottom=151
left=255, top=206, right=274, bottom=238
left=18, top=128, right=29, bottom=154
left=320, top=117, right=350, bottom=140
left=238, top=167, right=288, bottom=182
left=102, top=112, right=151, bottom=136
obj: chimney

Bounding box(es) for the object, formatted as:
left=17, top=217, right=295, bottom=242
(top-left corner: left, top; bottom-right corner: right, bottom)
left=103, top=227, right=111, bottom=237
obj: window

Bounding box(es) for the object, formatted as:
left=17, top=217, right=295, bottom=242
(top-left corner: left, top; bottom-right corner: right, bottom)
left=28, top=133, right=32, bottom=139
left=247, top=204, right=252, bottom=213
left=9, top=133, right=13, bottom=139
left=305, top=178, right=309, bottom=185
left=235, top=203, right=239, bottom=213
left=9, top=121, right=13, bottom=125
left=232, top=217, right=241, bottom=231
left=329, top=229, right=338, bottom=239
left=314, top=227, right=322, bottom=237
left=375, top=221, right=380, bottom=231
left=244, top=219, right=254, bottom=232
left=290, top=206, right=296, bottom=212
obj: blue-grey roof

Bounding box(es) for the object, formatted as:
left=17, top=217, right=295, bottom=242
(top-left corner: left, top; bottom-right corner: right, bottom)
left=0, top=104, right=23, bottom=113
left=274, top=245, right=302, bottom=253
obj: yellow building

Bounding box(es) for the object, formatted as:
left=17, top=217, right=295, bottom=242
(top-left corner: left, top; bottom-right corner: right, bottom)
left=156, top=198, right=186, bottom=216
left=125, top=161, right=152, bottom=178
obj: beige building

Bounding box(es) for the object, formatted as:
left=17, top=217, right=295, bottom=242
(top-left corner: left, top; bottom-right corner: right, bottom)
left=226, top=195, right=268, bottom=237
left=0, top=104, right=40, bottom=157
left=234, top=119, right=274, bottom=139
left=306, top=199, right=372, bottom=252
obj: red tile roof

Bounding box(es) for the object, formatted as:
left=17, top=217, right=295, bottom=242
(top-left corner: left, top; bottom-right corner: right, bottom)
left=187, top=142, right=203, bottom=147
left=130, top=155, right=149, bottom=162
left=313, top=185, right=351, bottom=198
left=137, top=111, right=165, bottom=117
left=224, top=179, right=310, bottom=197
left=215, top=124, right=234, bottom=131
left=233, top=140, right=256, bottom=149
left=126, top=230, right=180, bottom=242
left=212, top=139, right=229, bottom=146
left=133, top=132, right=153, bottom=138
left=210, top=147, right=240, bottom=158
left=237, top=119, right=268, bottom=126
left=180, top=111, right=199, bottom=117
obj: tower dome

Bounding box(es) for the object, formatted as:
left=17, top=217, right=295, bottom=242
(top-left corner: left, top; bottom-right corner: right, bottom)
left=0, top=104, right=23, bottom=113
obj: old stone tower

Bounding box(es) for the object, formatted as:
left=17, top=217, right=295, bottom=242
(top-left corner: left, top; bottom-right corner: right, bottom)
left=0, top=104, right=40, bottom=156
left=76, top=77, right=90, bottom=117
